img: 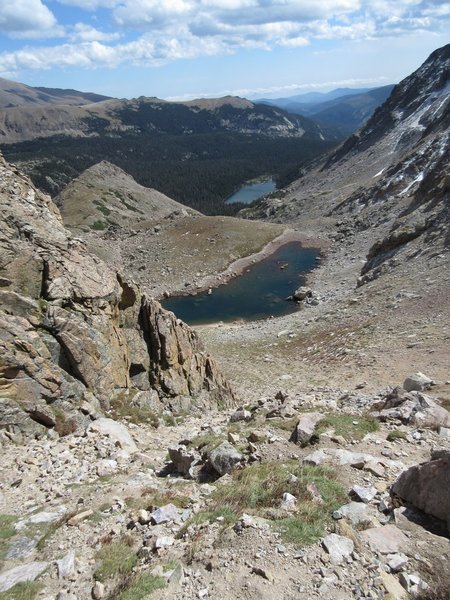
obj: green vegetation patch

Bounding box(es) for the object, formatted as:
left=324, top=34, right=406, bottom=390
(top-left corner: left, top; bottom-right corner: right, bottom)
left=188, top=433, right=224, bottom=454
left=386, top=430, right=407, bottom=442
left=90, top=219, right=108, bottom=231
left=93, top=200, right=111, bottom=216
left=315, top=414, right=379, bottom=441
left=0, top=514, right=17, bottom=540
left=114, top=574, right=166, bottom=600
left=94, top=538, right=137, bottom=583
left=0, top=582, right=42, bottom=600
left=125, top=489, right=190, bottom=512
left=203, top=461, right=346, bottom=546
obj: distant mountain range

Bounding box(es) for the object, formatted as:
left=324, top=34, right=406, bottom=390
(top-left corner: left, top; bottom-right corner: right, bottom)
left=0, top=77, right=111, bottom=108
left=0, top=81, right=338, bottom=214
left=258, top=85, right=395, bottom=136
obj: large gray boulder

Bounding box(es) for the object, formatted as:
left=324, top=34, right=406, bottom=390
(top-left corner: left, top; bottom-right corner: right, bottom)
left=208, top=441, right=242, bottom=476
left=290, top=412, right=324, bottom=446
left=0, top=561, right=49, bottom=593
left=370, top=387, right=450, bottom=429
left=391, top=451, right=450, bottom=532
left=86, top=418, right=138, bottom=453
left=403, top=372, right=433, bottom=392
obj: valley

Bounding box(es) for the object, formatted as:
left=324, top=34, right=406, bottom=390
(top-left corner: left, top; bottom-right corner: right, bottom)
left=0, top=43, right=449, bottom=600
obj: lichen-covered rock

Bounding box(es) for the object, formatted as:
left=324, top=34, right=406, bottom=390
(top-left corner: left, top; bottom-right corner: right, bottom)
left=141, top=297, right=236, bottom=410
left=0, top=153, right=236, bottom=440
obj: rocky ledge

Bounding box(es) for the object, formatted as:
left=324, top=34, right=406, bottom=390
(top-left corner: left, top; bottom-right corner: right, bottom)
left=0, top=154, right=236, bottom=443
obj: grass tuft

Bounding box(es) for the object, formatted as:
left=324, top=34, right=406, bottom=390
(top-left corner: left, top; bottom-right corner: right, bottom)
left=0, top=581, right=42, bottom=600
left=94, top=538, right=137, bottom=583
left=315, top=414, right=379, bottom=441
left=0, top=515, right=17, bottom=540
left=189, top=433, right=224, bottom=453
left=386, top=430, right=407, bottom=442
left=204, top=460, right=346, bottom=546
left=114, top=573, right=166, bottom=600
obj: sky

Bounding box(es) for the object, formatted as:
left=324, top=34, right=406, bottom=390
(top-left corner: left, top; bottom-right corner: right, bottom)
left=0, top=1, right=448, bottom=100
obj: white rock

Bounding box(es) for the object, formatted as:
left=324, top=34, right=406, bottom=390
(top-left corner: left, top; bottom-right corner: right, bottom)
left=56, top=551, right=76, bottom=579
left=351, top=485, right=377, bottom=503
left=87, top=418, right=138, bottom=452
left=150, top=503, right=180, bottom=525
left=92, top=581, right=105, bottom=599
left=322, top=534, right=354, bottom=565
left=387, top=552, right=409, bottom=573
left=0, top=562, right=49, bottom=593
left=280, top=492, right=297, bottom=511
left=154, top=535, right=175, bottom=549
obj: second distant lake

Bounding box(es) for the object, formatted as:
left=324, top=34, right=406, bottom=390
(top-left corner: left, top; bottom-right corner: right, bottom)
left=225, top=178, right=277, bottom=204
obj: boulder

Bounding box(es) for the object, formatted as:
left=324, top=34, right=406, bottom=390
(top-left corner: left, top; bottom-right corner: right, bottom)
left=333, top=501, right=371, bottom=526
left=360, top=525, right=408, bottom=554
left=391, top=451, right=450, bottom=532
left=290, top=412, right=324, bottom=446
left=322, top=533, right=354, bottom=565
left=403, top=372, right=433, bottom=392
left=292, top=286, right=313, bottom=301
left=208, top=441, right=242, bottom=476
left=350, top=485, right=377, bottom=503
left=169, top=446, right=201, bottom=478
left=370, top=387, right=450, bottom=429
left=0, top=561, right=49, bottom=593
left=230, top=407, right=252, bottom=422
left=150, top=503, right=181, bottom=525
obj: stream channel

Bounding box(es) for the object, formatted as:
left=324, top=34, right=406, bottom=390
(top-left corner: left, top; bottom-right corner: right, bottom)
left=162, top=242, right=320, bottom=325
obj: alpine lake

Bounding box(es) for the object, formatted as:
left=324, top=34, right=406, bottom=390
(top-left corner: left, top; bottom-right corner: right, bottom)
left=162, top=242, right=320, bottom=325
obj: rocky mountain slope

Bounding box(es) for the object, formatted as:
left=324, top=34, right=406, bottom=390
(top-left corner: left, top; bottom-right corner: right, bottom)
left=0, top=94, right=325, bottom=145
left=0, top=77, right=111, bottom=109
left=244, top=44, right=449, bottom=281
left=0, top=45, right=449, bottom=600
left=54, top=161, right=199, bottom=232
left=0, top=152, right=236, bottom=444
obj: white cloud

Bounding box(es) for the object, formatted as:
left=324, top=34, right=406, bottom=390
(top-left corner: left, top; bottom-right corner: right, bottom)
left=70, top=23, right=121, bottom=42
left=1, top=0, right=448, bottom=75
left=0, top=0, right=63, bottom=38
left=56, top=0, right=119, bottom=9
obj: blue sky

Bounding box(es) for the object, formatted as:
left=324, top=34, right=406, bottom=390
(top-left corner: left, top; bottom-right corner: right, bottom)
left=0, top=0, right=448, bottom=100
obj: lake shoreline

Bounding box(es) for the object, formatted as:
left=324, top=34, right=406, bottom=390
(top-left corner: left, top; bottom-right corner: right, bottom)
left=161, top=227, right=328, bottom=303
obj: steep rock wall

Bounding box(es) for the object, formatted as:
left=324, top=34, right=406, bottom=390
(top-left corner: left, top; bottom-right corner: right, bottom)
left=0, top=154, right=236, bottom=442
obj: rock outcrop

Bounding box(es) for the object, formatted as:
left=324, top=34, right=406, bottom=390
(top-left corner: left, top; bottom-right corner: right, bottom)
left=391, top=451, right=450, bottom=532
left=0, top=154, right=235, bottom=441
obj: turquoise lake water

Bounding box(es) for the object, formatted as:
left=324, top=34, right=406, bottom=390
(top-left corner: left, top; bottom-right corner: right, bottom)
left=162, top=242, right=319, bottom=325
left=225, top=178, right=277, bottom=204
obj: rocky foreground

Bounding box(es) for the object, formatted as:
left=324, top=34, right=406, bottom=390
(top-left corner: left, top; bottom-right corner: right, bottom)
left=0, top=374, right=449, bottom=599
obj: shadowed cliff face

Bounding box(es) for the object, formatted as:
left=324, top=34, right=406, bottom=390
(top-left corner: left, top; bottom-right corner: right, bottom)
left=0, top=154, right=236, bottom=442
